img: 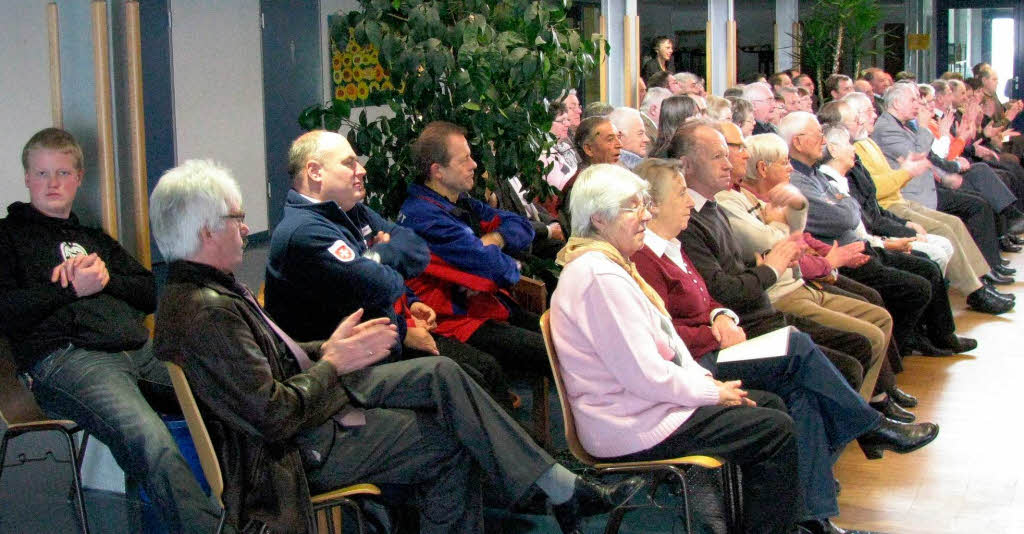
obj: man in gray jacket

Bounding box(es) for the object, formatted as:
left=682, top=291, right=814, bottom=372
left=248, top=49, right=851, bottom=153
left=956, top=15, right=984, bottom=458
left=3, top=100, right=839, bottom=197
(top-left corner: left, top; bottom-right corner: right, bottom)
left=871, top=82, right=1009, bottom=281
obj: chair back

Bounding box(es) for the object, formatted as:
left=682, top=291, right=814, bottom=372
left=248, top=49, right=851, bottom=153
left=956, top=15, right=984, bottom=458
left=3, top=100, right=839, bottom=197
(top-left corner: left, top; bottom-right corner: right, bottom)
left=539, top=311, right=600, bottom=466
left=163, top=361, right=226, bottom=508
left=0, top=336, right=50, bottom=430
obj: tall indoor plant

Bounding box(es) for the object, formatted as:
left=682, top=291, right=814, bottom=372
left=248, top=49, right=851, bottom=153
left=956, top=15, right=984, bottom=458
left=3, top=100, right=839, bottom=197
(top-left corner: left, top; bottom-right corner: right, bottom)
left=300, top=0, right=601, bottom=218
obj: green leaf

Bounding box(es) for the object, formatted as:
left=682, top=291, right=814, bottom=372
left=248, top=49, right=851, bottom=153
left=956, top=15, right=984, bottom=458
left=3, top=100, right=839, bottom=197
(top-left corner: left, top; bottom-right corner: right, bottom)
left=462, top=101, right=481, bottom=111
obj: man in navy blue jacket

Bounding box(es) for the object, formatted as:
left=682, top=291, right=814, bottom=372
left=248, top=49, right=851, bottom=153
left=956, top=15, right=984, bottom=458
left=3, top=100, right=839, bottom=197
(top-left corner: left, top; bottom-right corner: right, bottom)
left=265, top=131, right=515, bottom=407
left=397, top=121, right=550, bottom=378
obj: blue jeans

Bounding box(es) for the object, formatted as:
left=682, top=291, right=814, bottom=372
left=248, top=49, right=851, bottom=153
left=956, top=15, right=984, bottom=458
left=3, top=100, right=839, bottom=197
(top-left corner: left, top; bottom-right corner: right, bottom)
left=700, top=331, right=881, bottom=521
left=29, top=342, right=224, bottom=534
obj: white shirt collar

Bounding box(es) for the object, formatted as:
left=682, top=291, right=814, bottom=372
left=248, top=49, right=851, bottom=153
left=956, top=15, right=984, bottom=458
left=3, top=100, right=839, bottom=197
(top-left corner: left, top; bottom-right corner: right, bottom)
left=643, top=229, right=689, bottom=272
left=819, top=164, right=852, bottom=195
left=688, top=188, right=712, bottom=212
left=299, top=192, right=322, bottom=205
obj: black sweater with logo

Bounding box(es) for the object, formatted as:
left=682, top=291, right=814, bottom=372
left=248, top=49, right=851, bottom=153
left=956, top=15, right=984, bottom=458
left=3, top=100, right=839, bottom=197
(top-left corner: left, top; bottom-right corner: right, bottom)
left=0, top=202, right=155, bottom=371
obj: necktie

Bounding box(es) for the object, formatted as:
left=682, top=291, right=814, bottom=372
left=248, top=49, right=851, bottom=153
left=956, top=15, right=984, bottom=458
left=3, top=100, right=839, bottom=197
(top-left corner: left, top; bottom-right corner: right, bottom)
left=237, top=284, right=366, bottom=427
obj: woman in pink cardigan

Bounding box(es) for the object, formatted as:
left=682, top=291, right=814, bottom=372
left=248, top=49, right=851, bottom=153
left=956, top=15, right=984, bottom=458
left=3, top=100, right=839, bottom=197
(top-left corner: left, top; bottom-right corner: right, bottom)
left=549, top=163, right=799, bottom=533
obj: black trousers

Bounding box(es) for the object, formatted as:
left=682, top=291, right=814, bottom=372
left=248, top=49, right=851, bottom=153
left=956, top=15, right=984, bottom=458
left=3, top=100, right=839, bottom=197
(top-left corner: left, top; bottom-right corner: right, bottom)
left=466, top=305, right=550, bottom=378
left=300, top=357, right=556, bottom=534
left=607, top=390, right=799, bottom=534
left=404, top=334, right=516, bottom=410
left=985, top=158, right=1024, bottom=211
left=936, top=185, right=1001, bottom=268
left=839, top=248, right=930, bottom=352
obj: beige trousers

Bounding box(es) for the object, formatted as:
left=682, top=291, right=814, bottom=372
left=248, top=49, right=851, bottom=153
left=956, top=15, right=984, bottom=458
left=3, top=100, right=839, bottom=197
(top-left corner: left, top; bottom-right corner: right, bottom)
left=888, top=200, right=988, bottom=295
left=774, top=285, right=891, bottom=400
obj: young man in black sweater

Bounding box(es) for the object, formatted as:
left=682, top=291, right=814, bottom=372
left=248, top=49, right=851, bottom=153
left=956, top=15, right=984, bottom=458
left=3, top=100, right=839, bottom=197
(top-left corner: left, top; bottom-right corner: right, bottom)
left=0, top=128, right=223, bottom=533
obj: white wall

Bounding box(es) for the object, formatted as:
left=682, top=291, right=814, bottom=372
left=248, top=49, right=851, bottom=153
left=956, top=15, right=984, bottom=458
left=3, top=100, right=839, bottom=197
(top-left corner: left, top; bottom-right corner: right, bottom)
left=0, top=3, right=54, bottom=218
left=170, top=0, right=268, bottom=233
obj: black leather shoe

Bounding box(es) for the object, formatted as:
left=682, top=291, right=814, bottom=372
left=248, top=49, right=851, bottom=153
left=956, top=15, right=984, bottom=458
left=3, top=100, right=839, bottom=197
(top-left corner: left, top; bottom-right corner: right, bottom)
left=551, top=476, right=645, bottom=533
left=981, top=279, right=1017, bottom=300
left=933, top=335, right=978, bottom=354
left=798, top=518, right=847, bottom=534
left=999, top=235, right=1022, bottom=253
left=901, top=335, right=954, bottom=357
left=982, top=271, right=1014, bottom=286
left=1001, top=258, right=1012, bottom=266
left=857, top=418, right=939, bottom=460
left=967, top=287, right=1015, bottom=314
left=870, top=397, right=916, bottom=423
left=1009, top=234, right=1024, bottom=245
left=887, top=386, right=918, bottom=408
left=995, top=263, right=1017, bottom=276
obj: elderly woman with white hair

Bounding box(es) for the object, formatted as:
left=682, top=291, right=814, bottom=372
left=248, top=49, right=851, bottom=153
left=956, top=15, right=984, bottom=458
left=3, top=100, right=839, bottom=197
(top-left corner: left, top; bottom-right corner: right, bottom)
left=550, top=163, right=800, bottom=533
left=630, top=158, right=916, bottom=534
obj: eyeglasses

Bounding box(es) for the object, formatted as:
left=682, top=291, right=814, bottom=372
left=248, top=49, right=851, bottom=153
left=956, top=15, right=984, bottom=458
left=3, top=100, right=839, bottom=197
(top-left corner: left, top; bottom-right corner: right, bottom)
left=726, top=142, right=747, bottom=152
left=223, top=212, right=246, bottom=223
left=619, top=195, right=653, bottom=215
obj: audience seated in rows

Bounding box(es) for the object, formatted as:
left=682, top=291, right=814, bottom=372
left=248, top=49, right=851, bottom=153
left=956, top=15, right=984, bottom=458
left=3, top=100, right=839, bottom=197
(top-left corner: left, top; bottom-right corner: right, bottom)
left=149, top=158, right=643, bottom=533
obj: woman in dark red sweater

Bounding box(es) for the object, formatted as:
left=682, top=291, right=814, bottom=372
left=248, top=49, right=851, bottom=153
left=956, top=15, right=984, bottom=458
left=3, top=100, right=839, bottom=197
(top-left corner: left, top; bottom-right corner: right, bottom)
left=630, top=158, right=939, bottom=534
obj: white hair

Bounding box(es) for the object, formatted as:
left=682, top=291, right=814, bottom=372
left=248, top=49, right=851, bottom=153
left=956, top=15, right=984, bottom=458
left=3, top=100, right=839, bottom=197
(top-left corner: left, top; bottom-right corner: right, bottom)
left=744, top=133, right=789, bottom=182
left=568, top=164, right=649, bottom=238
left=674, top=72, right=699, bottom=85
left=821, top=124, right=851, bottom=164
left=742, top=82, right=773, bottom=101
left=883, top=82, right=918, bottom=111
left=607, top=107, right=643, bottom=132
left=778, top=111, right=819, bottom=145
left=841, top=91, right=872, bottom=113
left=641, top=87, right=672, bottom=111
left=150, top=159, right=243, bottom=262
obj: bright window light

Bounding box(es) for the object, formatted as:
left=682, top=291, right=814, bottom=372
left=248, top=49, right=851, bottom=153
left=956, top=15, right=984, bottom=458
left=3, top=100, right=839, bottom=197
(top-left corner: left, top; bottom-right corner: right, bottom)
left=991, top=18, right=1015, bottom=101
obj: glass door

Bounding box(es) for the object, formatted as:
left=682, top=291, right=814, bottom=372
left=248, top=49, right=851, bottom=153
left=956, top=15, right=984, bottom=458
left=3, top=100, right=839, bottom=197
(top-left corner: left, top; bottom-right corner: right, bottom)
left=937, top=0, right=1024, bottom=99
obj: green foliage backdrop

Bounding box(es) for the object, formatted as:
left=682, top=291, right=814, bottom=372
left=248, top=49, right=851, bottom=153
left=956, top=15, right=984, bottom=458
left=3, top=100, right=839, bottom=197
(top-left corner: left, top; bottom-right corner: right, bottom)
left=300, top=0, right=602, bottom=218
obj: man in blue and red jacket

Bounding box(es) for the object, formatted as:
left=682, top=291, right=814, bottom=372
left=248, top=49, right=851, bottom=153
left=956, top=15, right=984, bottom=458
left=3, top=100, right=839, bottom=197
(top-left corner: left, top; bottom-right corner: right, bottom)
left=398, top=121, right=550, bottom=377
left=265, top=130, right=515, bottom=406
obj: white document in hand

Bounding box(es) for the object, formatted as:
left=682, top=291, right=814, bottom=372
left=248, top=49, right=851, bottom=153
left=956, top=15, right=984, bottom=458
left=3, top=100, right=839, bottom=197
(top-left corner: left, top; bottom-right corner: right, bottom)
left=715, top=326, right=794, bottom=364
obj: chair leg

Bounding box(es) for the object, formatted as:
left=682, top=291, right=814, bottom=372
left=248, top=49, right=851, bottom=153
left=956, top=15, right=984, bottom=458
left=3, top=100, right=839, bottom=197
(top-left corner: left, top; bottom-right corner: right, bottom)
left=721, top=463, right=743, bottom=534
left=0, top=435, right=9, bottom=488
left=67, top=431, right=89, bottom=503
left=60, top=430, right=91, bottom=534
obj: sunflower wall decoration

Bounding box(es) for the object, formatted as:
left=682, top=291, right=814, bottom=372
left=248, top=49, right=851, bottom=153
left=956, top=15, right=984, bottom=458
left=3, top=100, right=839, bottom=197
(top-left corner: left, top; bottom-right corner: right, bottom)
left=330, top=23, right=402, bottom=105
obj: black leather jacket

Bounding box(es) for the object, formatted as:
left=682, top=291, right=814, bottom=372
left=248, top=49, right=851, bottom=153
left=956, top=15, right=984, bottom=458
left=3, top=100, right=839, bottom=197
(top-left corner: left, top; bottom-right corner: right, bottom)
left=154, top=260, right=347, bottom=533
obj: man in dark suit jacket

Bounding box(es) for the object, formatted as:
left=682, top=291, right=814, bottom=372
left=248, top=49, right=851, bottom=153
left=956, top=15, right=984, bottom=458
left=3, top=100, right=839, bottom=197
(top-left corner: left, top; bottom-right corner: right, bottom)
left=671, top=121, right=875, bottom=393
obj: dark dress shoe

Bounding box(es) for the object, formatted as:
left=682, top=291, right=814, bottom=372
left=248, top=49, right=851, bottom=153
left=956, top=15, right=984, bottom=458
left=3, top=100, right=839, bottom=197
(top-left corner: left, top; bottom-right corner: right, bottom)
left=1001, top=257, right=1012, bottom=265
left=967, top=287, right=1015, bottom=314
left=886, top=386, right=918, bottom=408
left=999, top=235, right=1022, bottom=253
left=870, top=397, right=916, bottom=423
left=995, top=263, right=1017, bottom=276
left=551, top=476, right=645, bottom=533
left=857, top=418, right=939, bottom=460
left=900, top=335, right=953, bottom=357
left=1009, top=234, right=1024, bottom=245
left=798, top=518, right=847, bottom=534
left=933, top=335, right=978, bottom=354
left=980, top=279, right=1017, bottom=300
left=982, top=271, right=1014, bottom=286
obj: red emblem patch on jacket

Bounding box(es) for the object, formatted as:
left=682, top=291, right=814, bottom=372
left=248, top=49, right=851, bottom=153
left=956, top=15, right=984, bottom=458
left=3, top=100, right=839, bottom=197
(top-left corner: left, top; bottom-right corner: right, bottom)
left=328, top=240, right=355, bottom=262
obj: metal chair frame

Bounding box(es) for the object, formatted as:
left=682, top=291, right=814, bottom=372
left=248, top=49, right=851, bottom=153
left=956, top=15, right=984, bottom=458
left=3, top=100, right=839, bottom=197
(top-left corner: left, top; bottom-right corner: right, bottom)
left=164, top=361, right=381, bottom=534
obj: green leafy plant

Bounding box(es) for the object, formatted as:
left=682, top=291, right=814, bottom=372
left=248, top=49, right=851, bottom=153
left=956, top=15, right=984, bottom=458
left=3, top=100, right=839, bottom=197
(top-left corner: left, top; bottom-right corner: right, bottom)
left=792, top=0, right=887, bottom=100
left=300, top=0, right=602, bottom=219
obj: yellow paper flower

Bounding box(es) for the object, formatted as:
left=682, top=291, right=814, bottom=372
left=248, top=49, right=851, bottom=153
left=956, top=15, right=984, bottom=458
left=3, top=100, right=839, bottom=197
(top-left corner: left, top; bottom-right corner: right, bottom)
left=357, top=82, right=370, bottom=100
left=342, top=69, right=354, bottom=83
left=345, top=84, right=359, bottom=99
left=335, top=86, right=345, bottom=100
left=370, top=81, right=381, bottom=92
left=332, top=56, right=342, bottom=69
left=333, top=69, right=343, bottom=84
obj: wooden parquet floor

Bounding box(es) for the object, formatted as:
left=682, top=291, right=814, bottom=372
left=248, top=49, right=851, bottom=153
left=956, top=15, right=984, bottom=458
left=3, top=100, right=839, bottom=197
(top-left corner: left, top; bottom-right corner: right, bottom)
left=833, top=249, right=1024, bottom=534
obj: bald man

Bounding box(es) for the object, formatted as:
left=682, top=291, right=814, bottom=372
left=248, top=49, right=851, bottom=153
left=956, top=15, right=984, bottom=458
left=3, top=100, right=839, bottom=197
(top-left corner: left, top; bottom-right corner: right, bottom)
left=264, top=130, right=517, bottom=407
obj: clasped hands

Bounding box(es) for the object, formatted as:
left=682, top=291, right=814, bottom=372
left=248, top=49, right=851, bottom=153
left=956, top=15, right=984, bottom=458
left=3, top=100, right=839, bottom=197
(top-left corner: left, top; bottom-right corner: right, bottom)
left=50, top=253, right=109, bottom=297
